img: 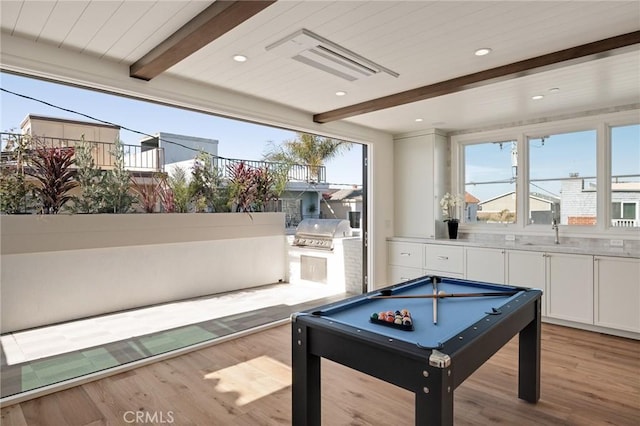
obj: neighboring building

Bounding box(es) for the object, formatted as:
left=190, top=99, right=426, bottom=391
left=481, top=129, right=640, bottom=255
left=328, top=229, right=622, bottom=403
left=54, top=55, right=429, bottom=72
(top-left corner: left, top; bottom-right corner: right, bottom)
left=560, top=178, right=597, bottom=225
left=321, top=186, right=363, bottom=229
left=139, top=132, right=218, bottom=165
left=562, top=177, right=640, bottom=227
left=21, top=114, right=120, bottom=143
left=473, top=178, right=639, bottom=227
left=611, top=182, right=640, bottom=227
left=17, top=114, right=162, bottom=172
left=476, top=191, right=518, bottom=222
left=464, top=192, right=480, bottom=222
left=477, top=191, right=559, bottom=224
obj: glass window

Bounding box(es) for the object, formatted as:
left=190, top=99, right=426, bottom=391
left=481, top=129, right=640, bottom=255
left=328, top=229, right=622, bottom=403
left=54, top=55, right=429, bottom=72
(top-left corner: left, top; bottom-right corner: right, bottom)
left=464, top=141, right=517, bottom=224
left=528, top=130, right=597, bottom=226
left=611, top=124, right=640, bottom=228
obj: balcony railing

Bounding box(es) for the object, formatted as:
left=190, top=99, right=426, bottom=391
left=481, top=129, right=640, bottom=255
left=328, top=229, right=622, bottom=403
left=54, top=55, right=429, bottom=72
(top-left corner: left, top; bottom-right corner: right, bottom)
left=0, top=133, right=164, bottom=172
left=1, top=133, right=326, bottom=183
left=612, top=219, right=637, bottom=227
left=212, top=156, right=326, bottom=184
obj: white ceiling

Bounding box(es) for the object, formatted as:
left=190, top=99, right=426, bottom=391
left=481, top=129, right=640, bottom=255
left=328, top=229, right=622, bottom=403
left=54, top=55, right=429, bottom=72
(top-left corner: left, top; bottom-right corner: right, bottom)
left=1, top=0, right=639, bottom=135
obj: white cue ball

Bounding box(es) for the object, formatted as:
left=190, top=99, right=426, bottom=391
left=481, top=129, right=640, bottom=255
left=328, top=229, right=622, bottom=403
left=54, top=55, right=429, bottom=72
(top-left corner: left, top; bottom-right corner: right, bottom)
left=438, top=290, right=447, bottom=296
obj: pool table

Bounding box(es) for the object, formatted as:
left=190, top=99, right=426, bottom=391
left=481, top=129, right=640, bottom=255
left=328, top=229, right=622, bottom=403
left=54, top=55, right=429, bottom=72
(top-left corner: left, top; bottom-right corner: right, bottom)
left=291, top=275, right=542, bottom=425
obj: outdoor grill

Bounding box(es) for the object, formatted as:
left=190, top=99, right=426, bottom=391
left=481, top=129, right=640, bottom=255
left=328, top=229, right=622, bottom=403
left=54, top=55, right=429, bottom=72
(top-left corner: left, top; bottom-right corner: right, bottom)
left=293, top=219, right=352, bottom=250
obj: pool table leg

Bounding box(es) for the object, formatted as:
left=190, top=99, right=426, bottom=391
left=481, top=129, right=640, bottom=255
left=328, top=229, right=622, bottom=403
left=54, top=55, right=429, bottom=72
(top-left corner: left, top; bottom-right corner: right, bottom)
left=292, top=323, right=321, bottom=426
left=518, top=298, right=541, bottom=403
left=415, top=372, right=454, bottom=425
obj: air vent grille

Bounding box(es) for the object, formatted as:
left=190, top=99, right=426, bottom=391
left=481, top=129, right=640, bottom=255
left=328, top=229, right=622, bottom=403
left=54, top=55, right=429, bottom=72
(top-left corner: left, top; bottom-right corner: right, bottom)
left=266, top=29, right=398, bottom=81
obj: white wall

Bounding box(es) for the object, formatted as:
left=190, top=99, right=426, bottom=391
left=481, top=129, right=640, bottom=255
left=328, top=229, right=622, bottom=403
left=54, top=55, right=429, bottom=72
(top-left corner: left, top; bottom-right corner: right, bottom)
left=0, top=213, right=287, bottom=333
left=1, top=34, right=395, bottom=290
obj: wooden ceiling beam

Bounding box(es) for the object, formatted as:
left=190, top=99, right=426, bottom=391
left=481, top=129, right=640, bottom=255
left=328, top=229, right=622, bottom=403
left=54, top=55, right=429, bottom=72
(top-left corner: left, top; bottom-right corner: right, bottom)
left=130, top=0, right=276, bottom=81
left=313, top=31, right=640, bottom=124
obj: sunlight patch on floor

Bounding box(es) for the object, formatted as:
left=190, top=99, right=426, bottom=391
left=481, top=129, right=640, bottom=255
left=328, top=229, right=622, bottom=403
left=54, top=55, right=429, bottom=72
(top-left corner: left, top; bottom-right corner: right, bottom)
left=204, top=355, right=291, bottom=406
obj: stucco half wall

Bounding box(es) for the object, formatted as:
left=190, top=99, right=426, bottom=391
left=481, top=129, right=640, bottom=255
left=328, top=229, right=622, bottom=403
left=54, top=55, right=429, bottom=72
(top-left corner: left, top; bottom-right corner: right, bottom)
left=0, top=213, right=287, bottom=333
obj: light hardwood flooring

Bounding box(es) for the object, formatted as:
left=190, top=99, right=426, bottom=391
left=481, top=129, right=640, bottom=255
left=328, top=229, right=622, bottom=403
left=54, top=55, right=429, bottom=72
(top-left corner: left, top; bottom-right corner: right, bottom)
left=1, top=323, right=638, bottom=425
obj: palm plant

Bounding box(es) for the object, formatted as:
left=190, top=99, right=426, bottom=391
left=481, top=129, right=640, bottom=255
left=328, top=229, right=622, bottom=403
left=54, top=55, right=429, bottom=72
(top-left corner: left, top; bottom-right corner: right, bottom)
left=264, top=133, right=351, bottom=182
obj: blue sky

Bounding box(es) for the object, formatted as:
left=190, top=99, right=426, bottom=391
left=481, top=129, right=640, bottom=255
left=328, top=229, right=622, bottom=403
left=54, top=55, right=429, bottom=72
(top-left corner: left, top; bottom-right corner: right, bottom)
left=0, top=72, right=362, bottom=185
left=465, top=125, right=639, bottom=202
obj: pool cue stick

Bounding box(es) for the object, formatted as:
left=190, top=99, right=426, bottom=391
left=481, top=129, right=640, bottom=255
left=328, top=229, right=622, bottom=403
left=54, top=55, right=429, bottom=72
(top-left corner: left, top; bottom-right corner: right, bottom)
left=369, top=291, right=519, bottom=300
left=432, top=276, right=438, bottom=324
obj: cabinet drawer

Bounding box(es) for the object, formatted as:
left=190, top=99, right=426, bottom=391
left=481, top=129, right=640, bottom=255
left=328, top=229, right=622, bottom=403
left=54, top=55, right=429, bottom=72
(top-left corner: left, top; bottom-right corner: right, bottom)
left=424, top=245, right=464, bottom=274
left=388, top=242, right=423, bottom=268
left=388, top=266, right=424, bottom=284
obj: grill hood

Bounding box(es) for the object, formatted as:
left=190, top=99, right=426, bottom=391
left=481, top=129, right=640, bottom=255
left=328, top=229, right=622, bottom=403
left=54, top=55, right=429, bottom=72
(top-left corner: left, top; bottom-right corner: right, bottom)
left=293, top=219, right=352, bottom=250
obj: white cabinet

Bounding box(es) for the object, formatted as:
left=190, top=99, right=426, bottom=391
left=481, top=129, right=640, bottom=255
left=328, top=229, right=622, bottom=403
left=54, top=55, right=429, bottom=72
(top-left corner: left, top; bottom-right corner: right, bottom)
left=506, top=250, right=546, bottom=315
left=424, top=244, right=464, bottom=278
left=387, top=240, right=638, bottom=336
left=465, top=247, right=505, bottom=284
left=393, top=131, right=448, bottom=239
left=594, top=256, right=640, bottom=333
left=388, top=241, right=423, bottom=283
left=546, top=253, right=594, bottom=324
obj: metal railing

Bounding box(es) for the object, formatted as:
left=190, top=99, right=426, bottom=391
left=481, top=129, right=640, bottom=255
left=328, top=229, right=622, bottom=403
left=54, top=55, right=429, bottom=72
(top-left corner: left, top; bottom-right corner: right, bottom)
left=1, top=133, right=325, bottom=182
left=0, top=132, right=164, bottom=172
left=212, top=155, right=326, bottom=183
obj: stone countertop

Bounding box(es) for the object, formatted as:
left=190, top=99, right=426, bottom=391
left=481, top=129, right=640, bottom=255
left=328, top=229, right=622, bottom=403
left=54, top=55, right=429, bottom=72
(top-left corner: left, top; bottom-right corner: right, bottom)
left=387, top=236, right=640, bottom=259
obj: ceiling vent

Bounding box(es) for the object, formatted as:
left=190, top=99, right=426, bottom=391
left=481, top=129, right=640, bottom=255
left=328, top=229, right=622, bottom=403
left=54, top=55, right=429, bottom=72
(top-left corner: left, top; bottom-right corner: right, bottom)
left=266, top=29, right=398, bottom=82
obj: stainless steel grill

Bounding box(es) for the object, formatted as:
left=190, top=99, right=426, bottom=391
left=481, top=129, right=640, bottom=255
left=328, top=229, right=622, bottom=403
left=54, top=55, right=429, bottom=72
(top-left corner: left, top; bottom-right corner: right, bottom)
left=293, top=219, right=352, bottom=250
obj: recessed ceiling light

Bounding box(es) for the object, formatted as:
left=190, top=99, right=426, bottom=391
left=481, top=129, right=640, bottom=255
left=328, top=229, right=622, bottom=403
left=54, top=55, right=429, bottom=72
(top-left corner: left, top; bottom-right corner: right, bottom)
left=474, top=48, right=492, bottom=56
left=335, top=91, right=347, bottom=96
left=549, top=87, right=560, bottom=93
left=233, top=55, right=247, bottom=62
left=415, top=118, right=423, bottom=122
left=532, top=95, right=544, bottom=100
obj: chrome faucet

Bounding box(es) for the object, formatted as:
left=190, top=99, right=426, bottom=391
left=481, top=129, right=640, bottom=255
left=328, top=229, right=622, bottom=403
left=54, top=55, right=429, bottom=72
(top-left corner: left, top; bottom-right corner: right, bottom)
left=552, top=218, right=559, bottom=244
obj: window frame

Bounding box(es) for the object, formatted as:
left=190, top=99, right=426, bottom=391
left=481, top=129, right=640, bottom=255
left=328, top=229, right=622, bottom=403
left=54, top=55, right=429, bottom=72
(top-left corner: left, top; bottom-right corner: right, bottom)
left=451, top=109, right=639, bottom=237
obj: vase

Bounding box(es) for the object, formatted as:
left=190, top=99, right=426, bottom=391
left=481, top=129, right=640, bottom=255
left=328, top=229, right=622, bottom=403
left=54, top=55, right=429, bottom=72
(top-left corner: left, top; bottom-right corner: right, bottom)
left=447, top=220, right=459, bottom=239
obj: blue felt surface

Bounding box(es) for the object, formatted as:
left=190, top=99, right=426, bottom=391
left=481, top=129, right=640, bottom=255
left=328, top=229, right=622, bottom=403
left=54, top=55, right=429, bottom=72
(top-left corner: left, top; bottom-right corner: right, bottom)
left=318, top=277, right=522, bottom=348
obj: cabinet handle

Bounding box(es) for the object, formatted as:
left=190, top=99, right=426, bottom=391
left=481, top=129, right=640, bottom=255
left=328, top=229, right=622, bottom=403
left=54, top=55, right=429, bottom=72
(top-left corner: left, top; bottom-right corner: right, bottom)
left=400, top=277, right=410, bottom=281
left=400, top=252, right=411, bottom=256
left=437, top=256, right=449, bottom=260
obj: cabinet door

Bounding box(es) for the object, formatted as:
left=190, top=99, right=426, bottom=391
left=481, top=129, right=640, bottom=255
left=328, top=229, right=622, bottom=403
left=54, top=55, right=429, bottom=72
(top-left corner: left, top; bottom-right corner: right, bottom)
left=465, top=247, right=505, bottom=284
left=594, top=256, right=640, bottom=333
left=393, top=132, right=448, bottom=239
left=546, top=253, right=593, bottom=324
left=506, top=250, right=546, bottom=315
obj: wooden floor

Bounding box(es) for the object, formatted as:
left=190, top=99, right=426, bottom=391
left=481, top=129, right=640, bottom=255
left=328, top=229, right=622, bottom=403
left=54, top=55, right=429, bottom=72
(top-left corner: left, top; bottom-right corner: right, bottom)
left=1, top=323, right=638, bottom=425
